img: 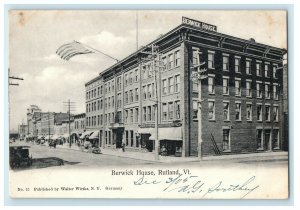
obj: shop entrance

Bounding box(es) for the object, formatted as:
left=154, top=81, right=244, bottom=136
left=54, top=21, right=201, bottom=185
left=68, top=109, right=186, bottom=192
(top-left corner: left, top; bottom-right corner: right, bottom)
left=115, top=129, right=123, bottom=148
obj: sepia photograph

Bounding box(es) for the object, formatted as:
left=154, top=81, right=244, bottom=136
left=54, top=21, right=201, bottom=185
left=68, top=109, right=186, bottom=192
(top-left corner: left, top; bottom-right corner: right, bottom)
left=8, top=10, right=289, bottom=199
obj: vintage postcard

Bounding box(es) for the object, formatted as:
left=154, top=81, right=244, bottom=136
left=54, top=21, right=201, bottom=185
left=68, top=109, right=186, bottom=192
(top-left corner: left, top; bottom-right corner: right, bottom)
left=8, top=10, right=288, bottom=199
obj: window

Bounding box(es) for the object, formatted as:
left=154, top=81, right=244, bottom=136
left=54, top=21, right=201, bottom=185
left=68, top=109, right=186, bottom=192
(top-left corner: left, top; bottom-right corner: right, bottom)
left=256, top=83, right=262, bottom=98
left=235, top=57, right=241, bottom=73
left=97, top=100, right=100, bottom=110
left=147, top=84, right=152, bottom=98
left=105, top=84, right=107, bottom=93
left=162, top=103, right=167, bottom=121
left=193, top=101, right=198, bottom=119
left=257, top=129, right=263, bottom=149
left=125, top=131, right=128, bottom=146
left=108, top=113, right=110, bottom=124
left=142, top=65, right=147, bottom=79
left=273, top=129, right=279, bottom=149
left=97, top=87, right=100, bottom=96
left=125, top=110, right=128, bottom=123
left=208, top=76, right=215, bottom=94
left=175, top=75, right=180, bottom=93
left=257, top=104, right=262, bottom=121
left=129, top=90, right=133, bottom=102
left=111, top=80, right=114, bottom=92
left=256, top=62, right=262, bottom=76
left=246, top=59, right=251, bottom=75
left=168, top=102, right=174, bottom=120
left=223, top=129, right=230, bottom=151
left=273, top=85, right=279, bottom=100
left=129, top=71, right=133, bottom=84
left=235, top=79, right=241, bottom=96
left=246, top=103, right=252, bottom=121
left=175, top=101, right=180, bottom=119
left=130, top=130, right=134, bottom=147
left=135, top=88, right=139, bottom=101
left=143, top=107, right=147, bottom=122
left=265, top=84, right=271, bottom=99
left=235, top=102, right=241, bottom=121
left=125, top=74, right=128, bottom=86
left=115, top=111, right=121, bottom=123
left=117, top=94, right=121, bottom=108
left=208, top=101, right=215, bottom=120
left=112, top=96, right=114, bottom=108
left=135, top=108, right=139, bottom=122
left=125, top=92, right=128, bottom=104
left=162, top=57, right=167, bottom=70
left=117, top=76, right=122, bottom=91
left=100, top=99, right=103, bottom=109
left=193, top=79, right=198, bottom=92
left=135, top=69, right=139, bottom=82
left=223, top=102, right=229, bottom=121
left=246, top=80, right=252, bottom=97
left=265, top=105, right=270, bottom=121
left=147, top=106, right=152, bottom=121
left=108, top=82, right=111, bottom=93
left=208, top=52, right=215, bottom=69
left=168, top=53, right=174, bottom=69
left=100, top=86, right=103, bottom=95
left=162, top=79, right=167, bottom=95
left=223, top=77, right=229, bottom=95
left=273, top=65, right=278, bottom=79
left=169, top=77, right=174, bottom=94
left=273, top=105, right=279, bottom=121
left=130, top=109, right=133, bottom=123
left=143, top=86, right=147, bottom=99
left=265, top=64, right=270, bottom=77
left=175, top=51, right=180, bottom=67
left=223, top=55, right=229, bottom=71
left=100, top=115, right=103, bottom=125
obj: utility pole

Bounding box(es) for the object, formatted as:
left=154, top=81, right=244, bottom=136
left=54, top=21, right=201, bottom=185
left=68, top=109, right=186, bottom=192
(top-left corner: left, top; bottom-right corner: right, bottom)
left=140, top=44, right=164, bottom=160
left=191, top=48, right=207, bottom=160
left=63, top=100, right=76, bottom=148
left=48, top=112, right=51, bottom=142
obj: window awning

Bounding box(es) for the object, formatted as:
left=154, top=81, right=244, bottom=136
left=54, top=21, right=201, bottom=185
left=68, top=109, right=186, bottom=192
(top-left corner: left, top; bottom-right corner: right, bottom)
left=80, top=131, right=94, bottom=139
left=89, top=131, right=99, bottom=139
left=149, top=127, right=182, bottom=141
left=137, top=128, right=154, bottom=134
left=61, top=134, right=70, bottom=139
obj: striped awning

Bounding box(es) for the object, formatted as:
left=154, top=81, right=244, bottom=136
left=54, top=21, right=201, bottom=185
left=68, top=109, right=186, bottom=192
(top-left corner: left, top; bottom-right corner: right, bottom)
left=80, top=131, right=94, bottom=139
left=88, top=131, right=99, bottom=139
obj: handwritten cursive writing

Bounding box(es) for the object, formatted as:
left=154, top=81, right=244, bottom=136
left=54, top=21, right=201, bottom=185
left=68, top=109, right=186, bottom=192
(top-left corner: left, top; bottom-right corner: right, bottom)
left=202, top=176, right=259, bottom=198
left=133, top=174, right=259, bottom=198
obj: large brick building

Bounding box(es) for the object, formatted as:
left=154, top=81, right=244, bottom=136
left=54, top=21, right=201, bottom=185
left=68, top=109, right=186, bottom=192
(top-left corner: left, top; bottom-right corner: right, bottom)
left=85, top=17, right=286, bottom=157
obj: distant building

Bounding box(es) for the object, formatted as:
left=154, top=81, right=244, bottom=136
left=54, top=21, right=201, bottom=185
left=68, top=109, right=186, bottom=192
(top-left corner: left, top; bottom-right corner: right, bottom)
left=18, top=124, right=28, bottom=139
left=26, top=105, right=42, bottom=135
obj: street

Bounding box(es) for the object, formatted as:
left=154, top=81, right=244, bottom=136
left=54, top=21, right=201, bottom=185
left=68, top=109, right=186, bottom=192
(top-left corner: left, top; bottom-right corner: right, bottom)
left=9, top=140, right=288, bottom=171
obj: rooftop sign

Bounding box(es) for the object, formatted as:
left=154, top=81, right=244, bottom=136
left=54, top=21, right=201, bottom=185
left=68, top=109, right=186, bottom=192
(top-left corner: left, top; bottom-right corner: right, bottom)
left=182, top=17, right=217, bottom=32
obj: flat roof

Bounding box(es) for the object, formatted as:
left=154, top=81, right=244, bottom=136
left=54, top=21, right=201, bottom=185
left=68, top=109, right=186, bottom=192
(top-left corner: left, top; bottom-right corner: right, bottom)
left=85, top=22, right=286, bottom=86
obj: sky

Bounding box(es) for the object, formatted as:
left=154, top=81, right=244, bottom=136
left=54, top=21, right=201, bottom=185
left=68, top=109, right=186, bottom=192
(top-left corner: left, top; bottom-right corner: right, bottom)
left=8, top=10, right=287, bottom=132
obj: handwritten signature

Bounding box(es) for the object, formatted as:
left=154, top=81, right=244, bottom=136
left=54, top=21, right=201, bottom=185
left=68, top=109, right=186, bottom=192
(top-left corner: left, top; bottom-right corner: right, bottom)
left=134, top=174, right=259, bottom=198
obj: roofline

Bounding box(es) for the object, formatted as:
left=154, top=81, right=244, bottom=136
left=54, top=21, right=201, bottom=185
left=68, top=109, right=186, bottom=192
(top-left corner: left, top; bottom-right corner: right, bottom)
left=85, top=23, right=286, bottom=86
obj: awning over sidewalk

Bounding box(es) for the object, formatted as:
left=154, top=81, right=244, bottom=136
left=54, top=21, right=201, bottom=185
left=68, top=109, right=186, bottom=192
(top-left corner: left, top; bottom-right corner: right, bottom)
left=61, top=134, right=69, bottom=139
left=137, top=128, right=154, bottom=134
left=80, top=131, right=94, bottom=139
left=89, top=131, right=99, bottom=139
left=51, top=135, right=61, bottom=140
left=149, top=127, right=182, bottom=141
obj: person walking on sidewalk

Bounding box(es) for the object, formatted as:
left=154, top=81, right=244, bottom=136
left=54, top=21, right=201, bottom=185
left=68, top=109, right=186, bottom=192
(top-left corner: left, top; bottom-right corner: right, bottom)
left=122, top=143, right=125, bottom=152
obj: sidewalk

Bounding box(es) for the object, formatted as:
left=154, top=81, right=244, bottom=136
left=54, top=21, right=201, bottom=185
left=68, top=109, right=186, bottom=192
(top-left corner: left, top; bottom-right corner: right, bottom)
left=56, top=143, right=288, bottom=163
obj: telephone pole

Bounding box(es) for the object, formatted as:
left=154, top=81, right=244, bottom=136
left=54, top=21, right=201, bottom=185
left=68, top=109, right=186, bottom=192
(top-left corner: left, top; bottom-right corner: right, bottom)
left=140, top=44, right=164, bottom=160
left=191, top=48, right=207, bottom=160
left=63, top=100, right=76, bottom=148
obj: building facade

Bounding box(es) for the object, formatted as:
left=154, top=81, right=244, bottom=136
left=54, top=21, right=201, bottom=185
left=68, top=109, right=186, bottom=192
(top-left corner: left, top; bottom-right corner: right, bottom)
left=85, top=17, right=286, bottom=156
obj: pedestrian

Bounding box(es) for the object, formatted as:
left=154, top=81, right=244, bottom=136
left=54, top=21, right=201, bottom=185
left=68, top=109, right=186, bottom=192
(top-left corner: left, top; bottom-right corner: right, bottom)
left=122, top=143, right=125, bottom=152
